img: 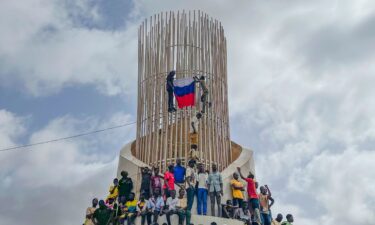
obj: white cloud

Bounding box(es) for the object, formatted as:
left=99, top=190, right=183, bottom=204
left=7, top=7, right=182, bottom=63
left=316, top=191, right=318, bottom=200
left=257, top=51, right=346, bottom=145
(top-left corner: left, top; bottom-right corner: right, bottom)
left=0, top=109, right=134, bottom=224
left=289, top=149, right=375, bottom=224
left=2, top=0, right=375, bottom=224
left=0, top=0, right=139, bottom=97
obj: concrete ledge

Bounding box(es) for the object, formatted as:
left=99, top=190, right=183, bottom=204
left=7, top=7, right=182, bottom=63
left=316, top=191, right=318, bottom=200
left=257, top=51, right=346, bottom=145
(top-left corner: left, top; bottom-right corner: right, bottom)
left=117, top=140, right=255, bottom=219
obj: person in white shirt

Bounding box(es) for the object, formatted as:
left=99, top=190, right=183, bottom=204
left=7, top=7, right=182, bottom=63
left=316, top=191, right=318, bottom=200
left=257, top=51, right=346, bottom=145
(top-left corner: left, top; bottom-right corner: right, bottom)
left=137, top=193, right=151, bottom=225
left=197, top=163, right=208, bottom=215
left=148, top=188, right=164, bottom=224
left=189, top=112, right=202, bottom=164
left=165, top=190, right=179, bottom=225
left=176, top=189, right=191, bottom=225
left=185, top=160, right=197, bottom=212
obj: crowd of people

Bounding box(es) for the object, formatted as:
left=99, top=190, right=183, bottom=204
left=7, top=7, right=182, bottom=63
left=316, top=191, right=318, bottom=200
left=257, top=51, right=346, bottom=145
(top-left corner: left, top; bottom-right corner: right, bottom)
left=83, top=159, right=294, bottom=225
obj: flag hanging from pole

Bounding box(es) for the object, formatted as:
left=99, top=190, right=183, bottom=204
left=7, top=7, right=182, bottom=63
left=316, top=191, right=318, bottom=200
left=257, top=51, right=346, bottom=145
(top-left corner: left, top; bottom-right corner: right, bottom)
left=173, top=77, right=195, bottom=108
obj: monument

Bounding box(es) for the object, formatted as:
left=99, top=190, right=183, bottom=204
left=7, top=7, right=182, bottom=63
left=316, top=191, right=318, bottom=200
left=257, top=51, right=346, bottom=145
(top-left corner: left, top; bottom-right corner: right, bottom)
left=117, top=10, right=255, bottom=224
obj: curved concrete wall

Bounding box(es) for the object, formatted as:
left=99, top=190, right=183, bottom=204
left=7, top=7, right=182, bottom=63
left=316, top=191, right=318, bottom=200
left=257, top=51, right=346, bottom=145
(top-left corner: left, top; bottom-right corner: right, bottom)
left=117, top=140, right=255, bottom=222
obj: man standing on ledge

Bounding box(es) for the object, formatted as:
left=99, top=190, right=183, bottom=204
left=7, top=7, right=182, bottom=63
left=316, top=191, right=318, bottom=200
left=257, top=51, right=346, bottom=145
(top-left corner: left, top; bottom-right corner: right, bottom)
left=118, top=171, right=133, bottom=202
left=208, top=163, right=223, bottom=217
left=174, top=158, right=186, bottom=186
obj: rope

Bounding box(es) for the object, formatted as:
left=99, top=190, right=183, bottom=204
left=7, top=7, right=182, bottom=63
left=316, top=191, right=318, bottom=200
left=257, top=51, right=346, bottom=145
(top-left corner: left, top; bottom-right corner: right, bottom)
left=0, top=121, right=137, bottom=152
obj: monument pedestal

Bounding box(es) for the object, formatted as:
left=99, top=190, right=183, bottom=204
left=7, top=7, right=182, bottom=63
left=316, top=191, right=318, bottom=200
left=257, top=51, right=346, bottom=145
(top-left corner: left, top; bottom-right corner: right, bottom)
left=117, top=140, right=255, bottom=223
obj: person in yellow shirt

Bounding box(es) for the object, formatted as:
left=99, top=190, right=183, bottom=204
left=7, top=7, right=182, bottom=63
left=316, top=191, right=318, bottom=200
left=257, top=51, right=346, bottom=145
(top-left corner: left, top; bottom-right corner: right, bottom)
left=106, top=178, right=119, bottom=202
left=83, top=198, right=98, bottom=225
left=230, top=173, right=244, bottom=207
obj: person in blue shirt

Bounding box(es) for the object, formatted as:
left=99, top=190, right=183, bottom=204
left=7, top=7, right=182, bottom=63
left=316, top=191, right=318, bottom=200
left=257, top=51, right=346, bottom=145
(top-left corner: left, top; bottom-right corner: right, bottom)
left=173, top=158, right=186, bottom=184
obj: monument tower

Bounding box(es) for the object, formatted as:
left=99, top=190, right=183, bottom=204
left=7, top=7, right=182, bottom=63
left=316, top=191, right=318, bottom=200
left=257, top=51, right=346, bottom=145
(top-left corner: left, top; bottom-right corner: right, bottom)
left=135, top=11, right=231, bottom=172
left=117, top=11, right=254, bottom=222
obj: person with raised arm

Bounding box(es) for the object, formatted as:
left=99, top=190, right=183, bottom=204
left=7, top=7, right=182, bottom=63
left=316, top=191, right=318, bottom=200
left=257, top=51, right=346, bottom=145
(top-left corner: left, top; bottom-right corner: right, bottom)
left=237, top=167, right=262, bottom=225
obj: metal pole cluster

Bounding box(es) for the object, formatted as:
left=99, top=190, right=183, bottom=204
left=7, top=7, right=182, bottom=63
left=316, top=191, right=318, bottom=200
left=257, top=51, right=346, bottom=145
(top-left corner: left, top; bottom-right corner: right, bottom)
left=136, top=10, right=231, bottom=172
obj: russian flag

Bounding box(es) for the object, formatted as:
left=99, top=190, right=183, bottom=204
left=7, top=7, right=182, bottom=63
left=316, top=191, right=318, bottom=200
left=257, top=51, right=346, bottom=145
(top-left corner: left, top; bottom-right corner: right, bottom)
left=173, top=77, right=195, bottom=108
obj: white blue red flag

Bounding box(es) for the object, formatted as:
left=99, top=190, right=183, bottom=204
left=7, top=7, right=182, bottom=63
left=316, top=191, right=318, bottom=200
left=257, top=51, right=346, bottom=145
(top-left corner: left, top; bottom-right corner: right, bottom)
left=173, top=77, right=195, bottom=108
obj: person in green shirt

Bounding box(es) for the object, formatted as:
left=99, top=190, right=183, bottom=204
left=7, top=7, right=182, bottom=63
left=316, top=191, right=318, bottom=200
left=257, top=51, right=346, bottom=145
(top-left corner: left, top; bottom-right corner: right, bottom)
left=118, top=171, right=133, bottom=201
left=93, top=200, right=113, bottom=225
left=281, top=214, right=294, bottom=225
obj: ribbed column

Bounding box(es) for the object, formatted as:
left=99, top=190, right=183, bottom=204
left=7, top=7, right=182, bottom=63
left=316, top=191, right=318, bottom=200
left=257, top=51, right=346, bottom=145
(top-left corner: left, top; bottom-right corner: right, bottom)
left=136, top=11, right=231, bottom=172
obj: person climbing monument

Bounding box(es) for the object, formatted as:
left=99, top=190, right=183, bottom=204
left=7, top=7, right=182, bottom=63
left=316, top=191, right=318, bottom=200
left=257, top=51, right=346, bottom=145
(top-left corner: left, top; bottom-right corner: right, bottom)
left=189, top=112, right=202, bottom=163
left=166, top=70, right=176, bottom=112
left=194, top=75, right=211, bottom=114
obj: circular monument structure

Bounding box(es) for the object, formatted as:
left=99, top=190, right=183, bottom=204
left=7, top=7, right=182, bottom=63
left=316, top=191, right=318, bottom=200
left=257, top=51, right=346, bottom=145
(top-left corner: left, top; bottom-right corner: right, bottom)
left=135, top=11, right=231, bottom=171
left=117, top=10, right=255, bottom=223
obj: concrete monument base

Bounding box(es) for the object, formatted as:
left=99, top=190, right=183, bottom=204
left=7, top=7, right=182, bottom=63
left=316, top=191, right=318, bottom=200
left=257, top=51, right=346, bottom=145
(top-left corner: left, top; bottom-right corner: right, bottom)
left=117, top=140, right=255, bottom=224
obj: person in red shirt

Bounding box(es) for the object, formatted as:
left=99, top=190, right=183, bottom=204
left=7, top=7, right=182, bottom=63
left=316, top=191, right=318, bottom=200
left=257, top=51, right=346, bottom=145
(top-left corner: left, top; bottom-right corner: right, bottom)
left=237, top=167, right=262, bottom=225
left=163, top=164, right=175, bottom=199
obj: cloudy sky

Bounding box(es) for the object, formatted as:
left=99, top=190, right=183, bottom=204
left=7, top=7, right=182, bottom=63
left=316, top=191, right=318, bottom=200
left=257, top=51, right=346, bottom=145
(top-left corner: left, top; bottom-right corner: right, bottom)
left=1, top=0, right=375, bottom=224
